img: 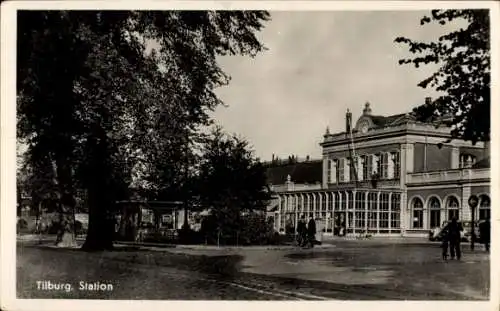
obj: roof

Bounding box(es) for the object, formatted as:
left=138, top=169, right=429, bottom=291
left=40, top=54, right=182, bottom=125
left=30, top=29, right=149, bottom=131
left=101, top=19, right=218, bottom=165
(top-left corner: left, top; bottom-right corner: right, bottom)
left=265, top=160, right=323, bottom=185
left=368, top=113, right=415, bottom=128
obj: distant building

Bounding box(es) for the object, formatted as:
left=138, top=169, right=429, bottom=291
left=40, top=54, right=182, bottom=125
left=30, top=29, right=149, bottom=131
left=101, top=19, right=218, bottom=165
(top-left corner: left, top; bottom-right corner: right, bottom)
left=266, top=100, right=490, bottom=237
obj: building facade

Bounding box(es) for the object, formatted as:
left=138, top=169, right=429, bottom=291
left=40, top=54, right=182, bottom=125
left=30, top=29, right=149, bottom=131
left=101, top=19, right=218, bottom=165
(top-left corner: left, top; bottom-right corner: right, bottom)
left=267, top=101, right=490, bottom=237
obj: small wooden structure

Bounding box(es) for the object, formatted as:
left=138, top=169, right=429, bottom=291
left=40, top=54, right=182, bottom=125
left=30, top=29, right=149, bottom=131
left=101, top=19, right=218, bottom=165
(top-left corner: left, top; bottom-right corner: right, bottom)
left=115, top=200, right=185, bottom=241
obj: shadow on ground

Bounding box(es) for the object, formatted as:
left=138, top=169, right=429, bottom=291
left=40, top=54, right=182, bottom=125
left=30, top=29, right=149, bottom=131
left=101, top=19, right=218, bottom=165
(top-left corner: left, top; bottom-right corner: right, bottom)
left=16, top=242, right=490, bottom=300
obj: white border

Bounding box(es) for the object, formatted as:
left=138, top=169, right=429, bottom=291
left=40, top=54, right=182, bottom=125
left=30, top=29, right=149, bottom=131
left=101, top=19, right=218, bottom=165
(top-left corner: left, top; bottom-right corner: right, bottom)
left=2, top=1, right=499, bottom=311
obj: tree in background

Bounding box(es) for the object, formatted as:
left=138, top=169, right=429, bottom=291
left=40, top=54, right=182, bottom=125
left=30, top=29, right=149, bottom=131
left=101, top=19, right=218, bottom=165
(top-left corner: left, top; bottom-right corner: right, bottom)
left=197, top=127, right=272, bottom=245
left=395, top=10, right=490, bottom=143
left=17, top=11, right=270, bottom=250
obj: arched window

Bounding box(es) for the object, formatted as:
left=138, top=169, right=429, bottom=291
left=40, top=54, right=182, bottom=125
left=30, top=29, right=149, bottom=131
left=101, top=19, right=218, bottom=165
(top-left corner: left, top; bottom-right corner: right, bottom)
left=304, top=193, right=312, bottom=217
left=321, top=193, right=327, bottom=211
left=347, top=191, right=354, bottom=210
left=297, top=194, right=304, bottom=213
left=428, top=197, right=441, bottom=228
left=411, top=198, right=424, bottom=229
left=479, top=194, right=491, bottom=220
left=446, top=196, right=460, bottom=221
left=327, top=192, right=333, bottom=211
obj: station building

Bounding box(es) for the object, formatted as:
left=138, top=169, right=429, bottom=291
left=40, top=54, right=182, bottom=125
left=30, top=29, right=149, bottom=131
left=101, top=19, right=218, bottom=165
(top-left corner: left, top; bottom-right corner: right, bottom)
left=266, top=100, right=490, bottom=237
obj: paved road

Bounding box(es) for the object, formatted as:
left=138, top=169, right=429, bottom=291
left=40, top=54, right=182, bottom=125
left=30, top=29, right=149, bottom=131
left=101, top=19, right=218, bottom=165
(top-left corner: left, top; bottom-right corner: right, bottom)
left=16, top=239, right=490, bottom=300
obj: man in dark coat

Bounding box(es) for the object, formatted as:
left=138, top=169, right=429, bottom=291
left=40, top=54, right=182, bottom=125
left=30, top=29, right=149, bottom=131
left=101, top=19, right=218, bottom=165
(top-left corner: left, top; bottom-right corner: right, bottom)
left=307, top=215, right=316, bottom=248
left=445, top=217, right=463, bottom=260
left=479, top=217, right=490, bottom=252
left=297, top=215, right=307, bottom=247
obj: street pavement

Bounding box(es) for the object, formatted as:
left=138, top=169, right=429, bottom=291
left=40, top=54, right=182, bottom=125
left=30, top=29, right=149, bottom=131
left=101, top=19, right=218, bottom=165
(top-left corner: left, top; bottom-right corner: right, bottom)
left=16, top=237, right=490, bottom=300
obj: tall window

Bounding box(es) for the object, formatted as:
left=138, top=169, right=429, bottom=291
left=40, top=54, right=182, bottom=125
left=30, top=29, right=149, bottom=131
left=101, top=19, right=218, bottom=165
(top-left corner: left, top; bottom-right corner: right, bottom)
left=391, top=151, right=400, bottom=179
left=362, top=155, right=369, bottom=180
left=380, top=153, right=389, bottom=179
left=326, top=193, right=333, bottom=211
left=328, top=159, right=338, bottom=184
left=429, top=197, right=441, bottom=228
left=355, top=192, right=366, bottom=229
left=367, top=192, right=378, bottom=229
left=321, top=193, right=327, bottom=211
left=305, top=194, right=311, bottom=214
left=479, top=195, right=491, bottom=220
left=334, top=192, right=340, bottom=211
left=327, top=159, right=332, bottom=183
left=412, top=198, right=424, bottom=229
left=313, top=193, right=319, bottom=213
left=347, top=191, right=354, bottom=210
left=345, top=158, right=351, bottom=182
left=371, top=154, right=380, bottom=176
left=379, top=193, right=389, bottom=228
left=446, top=196, right=460, bottom=221
left=340, top=192, right=347, bottom=210
left=338, top=158, right=345, bottom=183
left=390, top=194, right=401, bottom=229
left=297, top=194, right=304, bottom=214
left=357, top=156, right=364, bottom=181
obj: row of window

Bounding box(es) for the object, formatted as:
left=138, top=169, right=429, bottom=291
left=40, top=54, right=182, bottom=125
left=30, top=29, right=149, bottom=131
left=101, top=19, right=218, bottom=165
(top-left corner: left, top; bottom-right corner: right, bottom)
left=280, top=191, right=401, bottom=213
left=410, top=195, right=490, bottom=229
left=326, top=151, right=401, bottom=184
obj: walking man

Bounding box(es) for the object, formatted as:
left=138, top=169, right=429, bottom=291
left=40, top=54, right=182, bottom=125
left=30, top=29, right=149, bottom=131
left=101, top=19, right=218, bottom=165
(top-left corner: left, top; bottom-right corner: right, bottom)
left=446, top=217, right=463, bottom=260
left=297, top=215, right=307, bottom=247
left=307, top=215, right=316, bottom=248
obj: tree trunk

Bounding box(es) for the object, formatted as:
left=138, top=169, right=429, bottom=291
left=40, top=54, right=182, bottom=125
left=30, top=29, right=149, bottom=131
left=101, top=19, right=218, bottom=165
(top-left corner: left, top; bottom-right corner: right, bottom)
left=54, top=157, right=77, bottom=248
left=82, top=185, right=114, bottom=251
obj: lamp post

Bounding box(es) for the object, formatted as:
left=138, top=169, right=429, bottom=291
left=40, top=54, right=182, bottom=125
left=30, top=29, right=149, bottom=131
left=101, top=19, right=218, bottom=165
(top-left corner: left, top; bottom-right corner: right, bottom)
left=468, top=195, right=479, bottom=251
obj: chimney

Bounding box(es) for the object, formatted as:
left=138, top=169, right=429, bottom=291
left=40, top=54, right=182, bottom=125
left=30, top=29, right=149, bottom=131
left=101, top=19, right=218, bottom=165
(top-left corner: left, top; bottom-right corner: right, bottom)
left=346, top=109, right=352, bottom=133
left=363, top=102, right=372, bottom=116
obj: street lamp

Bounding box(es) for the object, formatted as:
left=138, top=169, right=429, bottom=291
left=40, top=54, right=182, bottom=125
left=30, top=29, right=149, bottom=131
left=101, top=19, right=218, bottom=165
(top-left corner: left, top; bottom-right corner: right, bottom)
left=468, top=194, right=479, bottom=251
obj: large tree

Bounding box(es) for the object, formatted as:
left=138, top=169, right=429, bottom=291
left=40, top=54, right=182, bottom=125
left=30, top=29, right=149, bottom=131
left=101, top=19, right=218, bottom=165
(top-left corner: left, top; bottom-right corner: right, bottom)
left=196, top=127, right=272, bottom=243
left=17, top=11, right=270, bottom=250
left=395, top=10, right=490, bottom=143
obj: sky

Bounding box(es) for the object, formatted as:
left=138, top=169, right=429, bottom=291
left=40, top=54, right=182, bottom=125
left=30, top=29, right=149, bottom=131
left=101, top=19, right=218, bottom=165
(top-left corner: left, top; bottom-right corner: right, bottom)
left=211, top=10, right=463, bottom=161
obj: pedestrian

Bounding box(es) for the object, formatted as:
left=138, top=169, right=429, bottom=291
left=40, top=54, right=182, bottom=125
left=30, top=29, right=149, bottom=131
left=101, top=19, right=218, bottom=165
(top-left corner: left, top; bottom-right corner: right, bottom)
left=440, top=226, right=449, bottom=260
left=297, top=215, right=307, bottom=247
left=479, top=217, right=490, bottom=252
left=445, top=217, right=463, bottom=260
left=307, top=215, right=316, bottom=248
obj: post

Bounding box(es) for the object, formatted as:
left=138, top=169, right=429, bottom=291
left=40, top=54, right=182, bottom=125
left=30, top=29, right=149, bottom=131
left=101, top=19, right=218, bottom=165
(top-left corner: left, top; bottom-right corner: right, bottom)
left=468, top=195, right=479, bottom=251
left=183, top=132, right=189, bottom=230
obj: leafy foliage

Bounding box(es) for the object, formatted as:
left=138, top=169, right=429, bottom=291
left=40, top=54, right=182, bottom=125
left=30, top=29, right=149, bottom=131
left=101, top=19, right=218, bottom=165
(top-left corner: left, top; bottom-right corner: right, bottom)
left=395, top=10, right=490, bottom=143
left=196, top=127, right=272, bottom=240
left=17, top=11, right=269, bottom=250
